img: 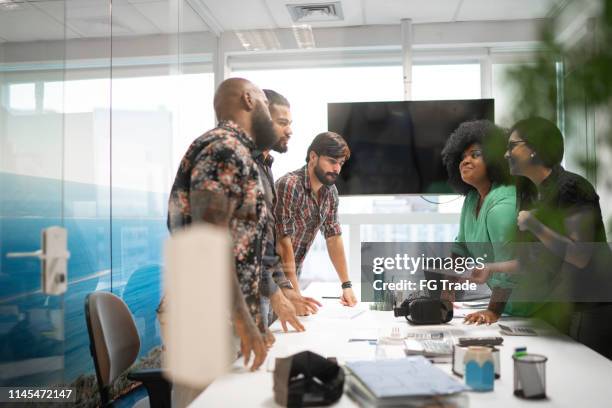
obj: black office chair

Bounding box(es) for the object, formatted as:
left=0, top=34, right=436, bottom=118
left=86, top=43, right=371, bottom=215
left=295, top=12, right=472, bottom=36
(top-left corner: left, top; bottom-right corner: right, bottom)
left=85, top=291, right=171, bottom=408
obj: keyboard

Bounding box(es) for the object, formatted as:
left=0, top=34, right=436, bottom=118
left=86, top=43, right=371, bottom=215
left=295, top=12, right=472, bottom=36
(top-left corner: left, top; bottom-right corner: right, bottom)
left=405, top=339, right=453, bottom=357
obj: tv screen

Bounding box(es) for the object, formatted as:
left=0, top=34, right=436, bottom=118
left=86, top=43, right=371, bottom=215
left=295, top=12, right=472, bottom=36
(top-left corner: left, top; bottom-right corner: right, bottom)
left=327, top=99, right=494, bottom=195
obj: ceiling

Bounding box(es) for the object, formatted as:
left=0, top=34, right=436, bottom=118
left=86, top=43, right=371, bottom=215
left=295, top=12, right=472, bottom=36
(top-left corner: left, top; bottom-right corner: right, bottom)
left=0, top=0, right=566, bottom=43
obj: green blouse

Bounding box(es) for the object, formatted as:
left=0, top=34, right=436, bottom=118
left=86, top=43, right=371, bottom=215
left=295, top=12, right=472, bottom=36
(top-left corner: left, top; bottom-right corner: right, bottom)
left=452, top=183, right=518, bottom=290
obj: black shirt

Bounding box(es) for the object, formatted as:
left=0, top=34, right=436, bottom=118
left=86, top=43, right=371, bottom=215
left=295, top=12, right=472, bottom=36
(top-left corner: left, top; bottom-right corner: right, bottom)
left=517, top=165, right=610, bottom=304
left=253, top=151, right=292, bottom=294
left=528, top=165, right=606, bottom=242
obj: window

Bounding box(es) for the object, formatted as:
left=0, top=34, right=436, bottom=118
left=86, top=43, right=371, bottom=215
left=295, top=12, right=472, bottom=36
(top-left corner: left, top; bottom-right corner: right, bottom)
left=232, top=66, right=404, bottom=179
left=9, top=83, right=36, bottom=111
left=492, top=63, right=523, bottom=128
left=232, top=63, right=477, bottom=282
left=43, top=81, right=63, bottom=113
left=412, top=64, right=481, bottom=101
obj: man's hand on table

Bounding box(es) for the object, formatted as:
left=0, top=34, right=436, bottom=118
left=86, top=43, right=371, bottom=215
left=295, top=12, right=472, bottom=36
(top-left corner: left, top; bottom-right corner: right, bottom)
left=341, top=287, right=358, bottom=307
left=233, top=314, right=267, bottom=371
left=281, top=287, right=322, bottom=316
left=264, top=327, right=276, bottom=348
left=270, top=290, right=305, bottom=332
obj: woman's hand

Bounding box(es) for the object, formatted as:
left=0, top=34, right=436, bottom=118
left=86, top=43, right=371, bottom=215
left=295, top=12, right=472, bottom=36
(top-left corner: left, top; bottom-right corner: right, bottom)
left=464, top=309, right=500, bottom=325
left=517, top=210, right=535, bottom=232
left=469, top=265, right=491, bottom=284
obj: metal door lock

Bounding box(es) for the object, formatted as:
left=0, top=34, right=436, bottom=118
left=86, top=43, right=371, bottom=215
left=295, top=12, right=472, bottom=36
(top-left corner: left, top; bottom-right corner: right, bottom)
left=7, top=226, right=70, bottom=295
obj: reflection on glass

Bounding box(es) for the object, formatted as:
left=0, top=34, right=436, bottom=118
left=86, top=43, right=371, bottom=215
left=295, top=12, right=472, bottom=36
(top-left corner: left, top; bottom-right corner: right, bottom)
left=9, top=83, right=36, bottom=111
left=1, top=1, right=68, bottom=387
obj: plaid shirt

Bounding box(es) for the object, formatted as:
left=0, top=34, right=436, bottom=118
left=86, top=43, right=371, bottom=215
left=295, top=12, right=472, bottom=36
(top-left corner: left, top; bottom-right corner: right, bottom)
left=274, top=165, right=342, bottom=276
left=167, top=120, right=268, bottom=328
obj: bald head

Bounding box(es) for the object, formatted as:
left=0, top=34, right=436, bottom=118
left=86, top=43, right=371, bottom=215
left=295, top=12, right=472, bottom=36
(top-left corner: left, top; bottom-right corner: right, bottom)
left=214, top=77, right=267, bottom=121
left=213, top=77, right=278, bottom=150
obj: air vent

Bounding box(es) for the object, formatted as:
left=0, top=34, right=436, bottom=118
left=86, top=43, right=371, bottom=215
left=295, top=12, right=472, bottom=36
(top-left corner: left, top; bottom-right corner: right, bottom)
left=287, top=2, right=344, bottom=23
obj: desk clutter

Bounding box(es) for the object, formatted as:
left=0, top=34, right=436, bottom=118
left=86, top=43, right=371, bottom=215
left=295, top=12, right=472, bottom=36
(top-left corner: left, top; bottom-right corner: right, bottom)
left=345, top=328, right=549, bottom=407
left=267, top=309, right=551, bottom=408
left=346, top=356, right=469, bottom=407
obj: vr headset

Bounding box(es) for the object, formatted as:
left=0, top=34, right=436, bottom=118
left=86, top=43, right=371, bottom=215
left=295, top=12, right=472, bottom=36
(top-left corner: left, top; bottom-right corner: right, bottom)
left=393, top=298, right=453, bottom=325
left=273, top=351, right=344, bottom=407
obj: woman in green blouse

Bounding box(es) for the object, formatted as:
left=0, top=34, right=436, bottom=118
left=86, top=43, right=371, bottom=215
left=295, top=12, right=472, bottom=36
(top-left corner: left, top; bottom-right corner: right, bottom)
left=441, top=120, right=518, bottom=324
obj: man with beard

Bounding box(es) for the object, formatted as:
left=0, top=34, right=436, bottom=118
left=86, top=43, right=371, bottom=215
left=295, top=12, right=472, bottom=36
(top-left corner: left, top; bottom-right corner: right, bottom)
left=165, top=78, right=278, bottom=381
left=256, top=90, right=322, bottom=328
left=275, top=132, right=357, bottom=306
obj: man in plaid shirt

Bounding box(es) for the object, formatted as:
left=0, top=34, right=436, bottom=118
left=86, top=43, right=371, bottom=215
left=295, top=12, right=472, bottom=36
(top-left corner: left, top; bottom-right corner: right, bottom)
left=275, top=132, right=358, bottom=306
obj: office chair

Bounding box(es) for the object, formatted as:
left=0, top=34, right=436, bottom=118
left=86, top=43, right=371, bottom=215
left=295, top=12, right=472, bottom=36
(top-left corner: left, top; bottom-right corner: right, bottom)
left=85, top=291, right=171, bottom=408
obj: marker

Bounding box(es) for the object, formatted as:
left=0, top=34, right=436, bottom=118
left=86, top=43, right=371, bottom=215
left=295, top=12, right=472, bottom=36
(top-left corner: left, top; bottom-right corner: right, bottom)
left=514, top=347, right=527, bottom=357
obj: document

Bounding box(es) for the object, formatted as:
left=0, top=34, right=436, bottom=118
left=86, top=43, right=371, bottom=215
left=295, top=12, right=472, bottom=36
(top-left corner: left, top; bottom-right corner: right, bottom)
left=347, top=356, right=468, bottom=398
left=316, top=304, right=366, bottom=319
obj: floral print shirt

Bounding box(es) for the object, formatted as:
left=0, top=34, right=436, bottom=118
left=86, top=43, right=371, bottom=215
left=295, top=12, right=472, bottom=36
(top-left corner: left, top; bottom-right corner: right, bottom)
left=167, top=120, right=268, bottom=328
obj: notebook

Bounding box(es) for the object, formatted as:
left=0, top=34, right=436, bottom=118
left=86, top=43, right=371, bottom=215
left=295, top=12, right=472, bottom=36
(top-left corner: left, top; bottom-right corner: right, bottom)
left=346, top=356, right=468, bottom=400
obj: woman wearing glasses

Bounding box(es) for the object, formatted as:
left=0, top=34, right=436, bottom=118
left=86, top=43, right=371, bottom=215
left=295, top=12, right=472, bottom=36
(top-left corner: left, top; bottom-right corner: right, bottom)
left=472, top=116, right=612, bottom=359
left=440, top=120, right=521, bottom=325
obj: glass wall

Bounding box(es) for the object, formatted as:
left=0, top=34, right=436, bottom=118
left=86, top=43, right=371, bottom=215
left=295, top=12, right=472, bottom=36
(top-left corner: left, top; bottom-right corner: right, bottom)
left=0, top=0, right=216, bottom=400
left=1, top=0, right=86, bottom=388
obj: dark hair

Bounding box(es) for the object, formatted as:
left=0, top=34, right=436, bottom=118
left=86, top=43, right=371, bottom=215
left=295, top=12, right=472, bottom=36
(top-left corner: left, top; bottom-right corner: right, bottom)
left=306, top=132, right=351, bottom=163
left=510, top=117, right=564, bottom=210
left=509, top=117, right=564, bottom=168
left=441, top=120, right=512, bottom=195
left=263, top=89, right=290, bottom=109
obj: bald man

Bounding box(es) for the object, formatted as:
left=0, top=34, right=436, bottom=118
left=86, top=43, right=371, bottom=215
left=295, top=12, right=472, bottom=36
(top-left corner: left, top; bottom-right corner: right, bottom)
left=165, top=78, right=278, bottom=375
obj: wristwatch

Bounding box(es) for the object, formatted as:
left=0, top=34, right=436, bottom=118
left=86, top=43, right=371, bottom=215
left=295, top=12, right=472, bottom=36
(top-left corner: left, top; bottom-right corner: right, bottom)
left=279, top=280, right=294, bottom=290
left=341, top=280, right=352, bottom=289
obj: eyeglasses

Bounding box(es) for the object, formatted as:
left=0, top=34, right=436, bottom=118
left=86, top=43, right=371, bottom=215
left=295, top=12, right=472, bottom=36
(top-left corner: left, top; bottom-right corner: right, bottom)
left=461, top=150, right=483, bottom=161
left=507, top=140, right=526, bottom=152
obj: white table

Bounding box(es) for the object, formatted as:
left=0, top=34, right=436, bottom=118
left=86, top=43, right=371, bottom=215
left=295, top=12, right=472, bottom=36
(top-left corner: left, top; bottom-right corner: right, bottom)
left=191, top=282, right=612, bottom=407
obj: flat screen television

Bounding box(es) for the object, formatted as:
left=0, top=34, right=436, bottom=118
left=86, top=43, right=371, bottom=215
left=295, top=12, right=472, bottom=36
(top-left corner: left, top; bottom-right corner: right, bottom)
left=327, top=99, right=494, bottom=195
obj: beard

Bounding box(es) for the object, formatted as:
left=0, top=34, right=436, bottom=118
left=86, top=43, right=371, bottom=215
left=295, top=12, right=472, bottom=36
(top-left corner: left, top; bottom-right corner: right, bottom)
left=271, top=137, right=288, bottom=153
left=252, top=103, right=278, bottom=150
left=313, top=161, right=339, bottom=186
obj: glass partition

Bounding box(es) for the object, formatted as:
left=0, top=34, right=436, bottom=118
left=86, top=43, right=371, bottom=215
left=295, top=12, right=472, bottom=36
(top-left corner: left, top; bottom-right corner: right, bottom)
left=0, top=0, right=217, bottom=398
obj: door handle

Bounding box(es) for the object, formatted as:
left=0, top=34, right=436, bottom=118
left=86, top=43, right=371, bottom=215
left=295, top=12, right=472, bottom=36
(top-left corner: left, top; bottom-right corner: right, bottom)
left=7, top=249, right=70, bottom=260
left=7, top=250, right=44, bottom=259
left=6, top=227, right=70, bottom=295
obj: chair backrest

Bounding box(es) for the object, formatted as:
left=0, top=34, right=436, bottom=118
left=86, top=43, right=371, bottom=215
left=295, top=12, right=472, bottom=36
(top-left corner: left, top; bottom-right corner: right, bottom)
left=85, top=291, right=141, bottom=405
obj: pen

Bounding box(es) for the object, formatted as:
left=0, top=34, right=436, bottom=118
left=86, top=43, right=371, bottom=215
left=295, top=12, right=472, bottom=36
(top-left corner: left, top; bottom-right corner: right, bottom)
left=322, top=296, right=341, bottom=299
